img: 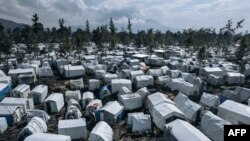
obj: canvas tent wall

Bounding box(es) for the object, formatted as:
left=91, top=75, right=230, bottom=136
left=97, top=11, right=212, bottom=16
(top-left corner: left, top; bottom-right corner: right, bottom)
left=19, top=117, right=47, bottom=141
left=0, top=83, right=11, bottom=101
left=174, top=92, right=202, bottom=123
left=134, top=75, right=154, bottom=89
left=89, top=121, right=113, bottom=141
left=152, top=102, right=185, bottom=130
left=0, top=97, right=34, bottom=114
left=89, top=79, right=100, bottom=91
left=44, top=93, right=64, bottom=113
left=11, top=84, right=30, bottom=98
left=201, top=111, right=231, bottom=141
left=225, top=72, right=245, bottom=85
left=0, top=117, right=7, bottom=134
left=217, top=100, right=250, bottom=124
left=200, top=92, right=220, bottom=110
left=163, top=119, right=211, bottom=141
left=24, top=133, right=71, bottom=141
left=131, top=114, right=151, bottom=133
left=58, top=118, right=87, bottom=140
left=82, top=91, right=94, bottom=109
left=65, top=90, right=81, bottom=102
left=29, top=85, right=48, bottom=105
left=99, top=101, right=124, bottom=125
left=63, top=65, right=85, bottom=78
left=147, top=92, right=175, bottom=115
left=111, top=79, right=132, bottom=93
left=27, top=110, right=50, bottom=123
left=0, top=106, right=22, bottom=126
left=70, top=78, right=84, bottom=90
left=136, top=87, right=150, bottom=101
left=38, top=67, right=53, bottom=77
left=118, top=93, right=142, bottom=110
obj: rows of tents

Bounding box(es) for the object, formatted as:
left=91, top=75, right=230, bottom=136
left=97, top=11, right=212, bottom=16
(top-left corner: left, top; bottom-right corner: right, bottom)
left=0, top=43, right=250, bottom=141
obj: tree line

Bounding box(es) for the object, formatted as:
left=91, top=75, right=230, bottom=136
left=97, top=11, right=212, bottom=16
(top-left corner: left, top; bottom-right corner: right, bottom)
left=0, top=13, right=249, bottom=64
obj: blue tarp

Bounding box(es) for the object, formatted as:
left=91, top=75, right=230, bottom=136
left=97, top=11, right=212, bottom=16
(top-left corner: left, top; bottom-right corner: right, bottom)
left=98, top=85, right=111, bottom=99
left=0, top=83, right=11, bottom=102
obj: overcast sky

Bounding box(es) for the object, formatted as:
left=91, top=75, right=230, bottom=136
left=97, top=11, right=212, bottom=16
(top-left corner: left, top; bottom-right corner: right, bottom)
left=0, top=0, right=249, bottom=31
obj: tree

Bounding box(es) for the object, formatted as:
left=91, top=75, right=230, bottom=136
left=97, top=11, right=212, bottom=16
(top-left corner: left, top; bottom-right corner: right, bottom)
left=85, top=20, right=91, bottom=44
left=0, top=24, right=11, bottom=59
left=127, top=18, right=132, bottom=44
left=197, top=45, right=207, bottom=65
left=32, top=13, right=44, bottom=43
left=109, top=17, right=116, bottom=51
left=146, top=28, right=156, bottom=60
left=235, top=34, right=250, bottom=61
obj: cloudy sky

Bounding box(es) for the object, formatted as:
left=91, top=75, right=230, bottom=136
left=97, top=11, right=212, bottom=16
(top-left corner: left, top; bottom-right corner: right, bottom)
left=0, top=0, right=249, bottom=31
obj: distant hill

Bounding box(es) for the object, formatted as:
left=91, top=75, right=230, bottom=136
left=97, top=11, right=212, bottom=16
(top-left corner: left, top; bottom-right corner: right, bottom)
left=0, top=18, right=26, bottom=30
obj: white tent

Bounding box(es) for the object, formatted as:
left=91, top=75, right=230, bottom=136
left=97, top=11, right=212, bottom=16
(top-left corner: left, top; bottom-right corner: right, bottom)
left=65, top=90, right=81, bottom=102
left=234, top=86, right=250, bottom=102
left=147, top=92, right=175, bottom=115
left=131, top=114, right=151, bottom=133
left=70, top=78, right=84, bottom=90
left=58, top=118, right=87, bottom=140
left=200, top=92, right=220, bottom=109
left=27, top=109, right=50, bottom=123
left=201, top=111, right=231, bottom=141
left=226, top=72, right=245, bottom=85
left=206, top=74, right=223, bottom=86
left=163, top=119, right=211, bottom=141
left=118, top=93, right=142, bottom=110
left=152, top=102, right=185, bottom=130
left=29, top=84, right=48, bottom=105
left=111, top=79, right=132, bottom=93
left=0, top=117, right=7, bottom=134
left=134, top=75, right=154, bottom=89
left=101, top=101, right=124, bottom=125
left=118, top=86, right=131, bottom=95
left=127, top=112, right=144, bottom=125
left=0, top=106, right=22, bottom=126
left=86, top=99, right=102, bottom=116
left=174, top=92, right=202, bottom=122
left=43, top=93, right=64, bottom=113
left=63, top=65, right=85, bottom=78
left=89, top=121, right=113, bottom=141
left=89, top=79, right=100, bottom=91
left=11, top=84, right=30, bottom=98
left=136, top=87, right=150, bottom=101
left=0, top=97, right=34, bottom=114
left=24, top=133, right=71, bottom=141
left=147, top=69, right=163, bottom=78
left=95, top=70, right=106, bottom=79
left=155, top=76, right=171, bottom=86
left=104, top=73, right=118, bottom=85
left=217, top=100, right=250, bottom=124
left=82, top=91, right=94, bottom=109
left=19, top=117, right=47, bottom=141
left=129, top=70, right=144, bottom=80
left=38, top=67, right=53, bottom=77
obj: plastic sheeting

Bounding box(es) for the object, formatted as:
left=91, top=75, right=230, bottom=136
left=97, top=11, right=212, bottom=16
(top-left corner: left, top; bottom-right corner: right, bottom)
left=0, top=117, right=7, bottom=134
left=24, top=133, right=71, bottom=141
left=38, top=67, right=53, bottom=77
left=118, top=93, right=142, bottom=110
left=152, top=102, right=185, bottom=130
left=200, top=92, right=220, bottom=109
left=44, top=93, right=64, bottom=113
left=134, top=75, right=154, bottom=89
left=29, top=85, right=48, bottom=105
left=70, top=78, right=84, bottom=90
left=217, top=100, right=250, bottom=124
left=58, top=118, right=87, bottom=140
left=65, top=90, right=81, bottom=102
left=111, top=79, right=132, bottom=93
left=136, top=87, right=150, bottom=101
left=201, top=111, right=231, bottom=141
left=131, top=114, right=151, bottom=133
left=89, top=121, right=113, bottom=141
left=11, top=84, right=30, bottom=98
left=118, top=86, right=131, bottom=95
left=19, top=117, right=47, bottom=141
left=27, top=110, right=50, bottom=123
left=174, top=92, right=202, bottom=122
left=89, top=79, right=100, bottom=91
left=164, top=119, right=211, bottom=141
